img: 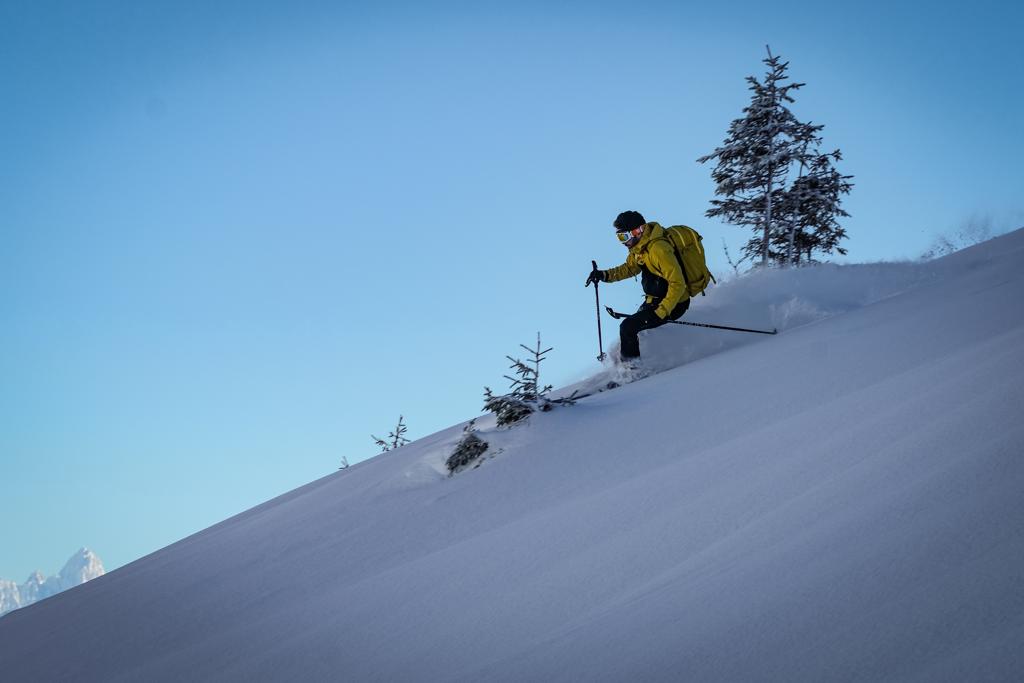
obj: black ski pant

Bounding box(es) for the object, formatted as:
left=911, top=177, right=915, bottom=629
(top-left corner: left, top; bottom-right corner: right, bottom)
left=619, top=299, right=690, bottom=359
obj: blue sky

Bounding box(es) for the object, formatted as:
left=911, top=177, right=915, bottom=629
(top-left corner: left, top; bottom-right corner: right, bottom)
left=2, top=0, right=1022, bottom=580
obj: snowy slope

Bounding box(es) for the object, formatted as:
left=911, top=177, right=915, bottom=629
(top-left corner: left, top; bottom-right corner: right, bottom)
left=2, top=231, right=1023, bottom=681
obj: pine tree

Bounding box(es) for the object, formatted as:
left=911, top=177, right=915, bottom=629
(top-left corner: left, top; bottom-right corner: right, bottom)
left=698, top=46, right=818, bottom=266
left=371, top=415, right=410, bottom=453
left=482, top=332, right=577, bottom=427
left=483, top=333, right=554, bottom=427
left=699, top=46, right=851, bottom=267
left=446, top=420, right=490, bottom=474
left=773, top=149, right=852, bottom=263
left=801, top=151, right=853, bottom=262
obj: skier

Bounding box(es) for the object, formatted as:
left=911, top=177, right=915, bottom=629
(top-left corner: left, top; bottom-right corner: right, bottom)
left=585, top=211, right=690, bottom=364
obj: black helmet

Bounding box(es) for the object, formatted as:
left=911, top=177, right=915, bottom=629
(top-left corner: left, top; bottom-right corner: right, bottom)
left=613, top=211, right=646, bottom=232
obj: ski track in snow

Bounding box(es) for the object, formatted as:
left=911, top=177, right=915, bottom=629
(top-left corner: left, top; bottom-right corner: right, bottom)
left=1, top=230, right=1023, bottom=682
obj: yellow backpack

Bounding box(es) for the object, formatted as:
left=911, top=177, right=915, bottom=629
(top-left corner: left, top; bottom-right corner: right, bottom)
left=663, top=225, right=716, bottom=297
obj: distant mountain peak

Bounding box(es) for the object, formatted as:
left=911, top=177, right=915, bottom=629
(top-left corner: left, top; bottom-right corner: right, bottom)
left=0, top=549, right=106, bottom=617
left=59, top=548, right=105, bottom=585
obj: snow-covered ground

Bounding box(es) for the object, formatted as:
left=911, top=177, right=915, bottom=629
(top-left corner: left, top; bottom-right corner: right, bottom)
left=2, top=230, right=1022, bottom=681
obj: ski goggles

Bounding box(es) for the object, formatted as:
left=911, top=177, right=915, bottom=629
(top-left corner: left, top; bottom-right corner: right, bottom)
left=616, top=226, right=644, bottom=243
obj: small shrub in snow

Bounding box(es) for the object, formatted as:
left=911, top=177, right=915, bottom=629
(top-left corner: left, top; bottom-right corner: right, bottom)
left=482, top=390, right=534, bottom=426
left=372, top=415, right=411, bottom=453
left=483, top=333, right=558, bottom=427
left=446, top=420, right=489, bottom=473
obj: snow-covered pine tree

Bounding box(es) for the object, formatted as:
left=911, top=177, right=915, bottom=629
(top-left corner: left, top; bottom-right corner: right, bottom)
left=773, top=149, right=853, bottom=263
left=371, top=415, right=410, bottom=453
left=483, top=333, right=553, bottom=426
left=698, top=46, right=822, bottom=266
left=446, top=420, right=489, bottom=474
left=483, top=333, right=571, bottom=427
left=801, top=151, right=853, bottom=262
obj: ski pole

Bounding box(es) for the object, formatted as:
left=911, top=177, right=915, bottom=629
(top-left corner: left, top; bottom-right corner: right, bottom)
left=590, top=260, right=606, bottom=360
left=604, top=306, right=777, bottom=335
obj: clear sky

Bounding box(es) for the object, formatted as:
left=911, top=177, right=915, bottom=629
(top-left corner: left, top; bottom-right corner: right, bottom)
left=2, top=0, right=1022, bottom=581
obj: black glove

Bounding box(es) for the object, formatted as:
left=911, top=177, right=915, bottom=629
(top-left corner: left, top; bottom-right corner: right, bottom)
left=585, top=267, right=605, bottom=287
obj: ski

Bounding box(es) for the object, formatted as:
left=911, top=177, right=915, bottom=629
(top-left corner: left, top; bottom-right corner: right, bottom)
left=604, top=306, right=777, bottom=335
left=558, top=381, right=622, bottom=402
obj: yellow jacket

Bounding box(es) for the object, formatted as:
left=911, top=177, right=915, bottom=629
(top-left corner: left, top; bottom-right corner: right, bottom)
left=603, top=222, right=687, bottom=319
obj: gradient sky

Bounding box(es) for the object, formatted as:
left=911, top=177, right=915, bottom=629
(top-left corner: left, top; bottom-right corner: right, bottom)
left=2, top=0, right=1022, bottom=581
